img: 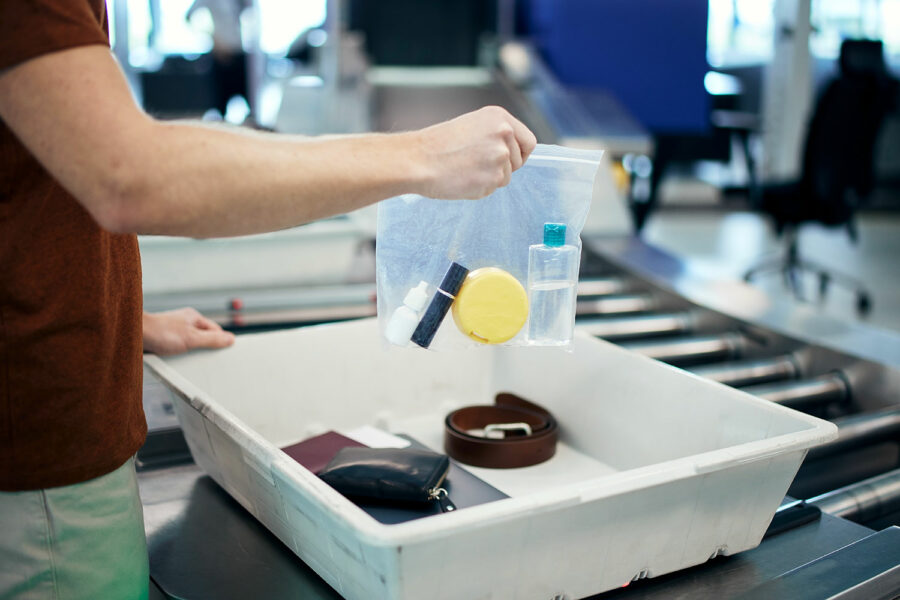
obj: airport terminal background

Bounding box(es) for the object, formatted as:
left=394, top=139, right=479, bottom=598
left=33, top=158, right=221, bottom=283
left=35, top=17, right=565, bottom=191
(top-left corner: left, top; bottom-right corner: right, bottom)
left=109, top=0, right=900, bottom=334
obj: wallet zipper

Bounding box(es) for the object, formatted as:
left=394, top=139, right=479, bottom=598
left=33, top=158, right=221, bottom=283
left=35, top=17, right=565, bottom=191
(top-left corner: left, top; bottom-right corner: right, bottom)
left=428, top=470, right=456, bottom=512
left=428, top=487, right=457, bottom=512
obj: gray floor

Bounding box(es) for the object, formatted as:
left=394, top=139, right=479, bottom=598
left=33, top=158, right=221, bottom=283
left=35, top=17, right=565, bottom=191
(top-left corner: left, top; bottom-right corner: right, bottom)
left=642, top=209, right=900, bottom=335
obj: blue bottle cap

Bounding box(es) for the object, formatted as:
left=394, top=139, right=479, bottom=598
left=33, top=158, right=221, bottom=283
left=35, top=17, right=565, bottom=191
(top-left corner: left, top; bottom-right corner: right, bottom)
left=543, top=223, right=566, bottom=247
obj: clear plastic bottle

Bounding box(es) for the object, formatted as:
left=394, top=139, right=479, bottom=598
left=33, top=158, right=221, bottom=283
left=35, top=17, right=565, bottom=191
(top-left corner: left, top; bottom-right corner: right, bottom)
left=527, top=223, right=579, bottom=345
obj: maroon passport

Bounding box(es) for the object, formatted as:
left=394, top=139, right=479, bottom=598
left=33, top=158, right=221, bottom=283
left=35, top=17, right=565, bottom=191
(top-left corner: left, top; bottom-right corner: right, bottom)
left=280, top=431, right=365, bottom=474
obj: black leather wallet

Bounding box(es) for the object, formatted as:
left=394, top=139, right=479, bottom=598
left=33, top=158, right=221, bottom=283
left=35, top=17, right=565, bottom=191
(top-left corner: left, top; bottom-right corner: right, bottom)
left=318, top=447, right=457, bottom=513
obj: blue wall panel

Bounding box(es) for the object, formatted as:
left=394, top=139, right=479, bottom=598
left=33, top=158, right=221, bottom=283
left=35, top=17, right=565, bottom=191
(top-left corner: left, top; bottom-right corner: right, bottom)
left=528, top=0, right=710, bottom=134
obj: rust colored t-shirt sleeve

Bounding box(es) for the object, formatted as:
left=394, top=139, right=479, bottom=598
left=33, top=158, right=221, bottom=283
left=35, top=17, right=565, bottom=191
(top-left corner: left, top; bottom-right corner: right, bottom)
left=0, top=0, right=145, bottom=491
left=0, top=0, right=109, bottom=72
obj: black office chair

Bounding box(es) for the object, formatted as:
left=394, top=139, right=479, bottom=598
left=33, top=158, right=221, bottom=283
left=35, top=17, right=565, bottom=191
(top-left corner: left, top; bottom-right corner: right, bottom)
left=744, top=40, right=899, bottom=315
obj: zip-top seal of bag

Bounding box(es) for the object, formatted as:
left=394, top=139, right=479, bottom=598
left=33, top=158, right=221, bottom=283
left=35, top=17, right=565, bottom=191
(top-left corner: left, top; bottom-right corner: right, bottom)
left=376, top=144, right=603, bottom=351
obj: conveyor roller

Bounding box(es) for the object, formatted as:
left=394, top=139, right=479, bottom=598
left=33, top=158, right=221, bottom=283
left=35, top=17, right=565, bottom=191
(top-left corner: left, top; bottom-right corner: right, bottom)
left=807, top=406, right=900, bottom=461
left=691, top=355, right=800, bottom=387
left=576, top=277, right=630, bottom=297
left=577, top=312, right=693, bottom=341
left=742, top=373, right=850, bottom=411
left=575, top=293, right=657, bottom=317
left=808, top=468, right=900, bottom=524
left=622, top=333, right=747, bottom=366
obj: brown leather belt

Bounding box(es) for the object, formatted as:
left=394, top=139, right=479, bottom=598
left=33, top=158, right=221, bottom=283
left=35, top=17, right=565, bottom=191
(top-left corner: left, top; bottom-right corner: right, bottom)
left=444, top=393, right=558, bottom=468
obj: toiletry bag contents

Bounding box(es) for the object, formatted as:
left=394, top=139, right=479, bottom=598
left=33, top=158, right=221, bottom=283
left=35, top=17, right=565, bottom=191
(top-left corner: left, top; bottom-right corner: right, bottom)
left=451, top=267, right=529, bottom=344
left=376, top=143, right=602, bottom=350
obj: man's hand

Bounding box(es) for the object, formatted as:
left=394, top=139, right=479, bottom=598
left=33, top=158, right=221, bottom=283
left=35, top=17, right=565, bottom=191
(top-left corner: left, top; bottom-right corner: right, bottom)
left=143, top=308, right=235, bottom=356
left=412, top=106, right=538, bottom=200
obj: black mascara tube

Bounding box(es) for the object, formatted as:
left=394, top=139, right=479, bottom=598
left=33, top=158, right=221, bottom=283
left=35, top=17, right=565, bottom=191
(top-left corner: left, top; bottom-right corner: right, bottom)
left=411, top=262, right=469, bottom=348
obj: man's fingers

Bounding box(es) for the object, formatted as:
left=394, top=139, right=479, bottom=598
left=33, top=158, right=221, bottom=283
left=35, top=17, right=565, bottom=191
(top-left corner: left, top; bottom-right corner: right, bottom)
left=500, top=158, right=512, bottom=189
left=189, top=327, right=235, bottom=349
left=508, top=114, right=537, bottom=163
left=193, top=314, right=225, bottom=332
left=181, top=308, right=234, bottom=350
left=504, top=130, right=523, bottom=172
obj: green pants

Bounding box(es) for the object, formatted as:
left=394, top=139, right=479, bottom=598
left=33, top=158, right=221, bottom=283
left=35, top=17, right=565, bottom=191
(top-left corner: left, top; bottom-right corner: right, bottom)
left=0, top=458, right=149, bottom=600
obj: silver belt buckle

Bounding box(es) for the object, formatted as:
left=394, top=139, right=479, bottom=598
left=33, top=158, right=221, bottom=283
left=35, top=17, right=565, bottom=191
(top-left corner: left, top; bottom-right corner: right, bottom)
left=483, top=422, right=533, bottom=439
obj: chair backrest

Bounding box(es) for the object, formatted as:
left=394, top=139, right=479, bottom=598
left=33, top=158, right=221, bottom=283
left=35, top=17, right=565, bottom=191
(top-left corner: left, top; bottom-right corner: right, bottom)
left=799, top=40, right=898, bottom=225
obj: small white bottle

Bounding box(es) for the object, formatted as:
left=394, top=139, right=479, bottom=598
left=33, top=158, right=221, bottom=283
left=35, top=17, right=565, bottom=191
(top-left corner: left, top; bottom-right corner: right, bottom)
left=385, top=281, right=430, bottom=346
left=527, top=223, right=579, bottom=345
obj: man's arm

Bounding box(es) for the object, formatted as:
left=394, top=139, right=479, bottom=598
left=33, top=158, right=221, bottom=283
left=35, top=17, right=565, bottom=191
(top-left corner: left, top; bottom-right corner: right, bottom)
left=0, top=45, right=536, bottom=238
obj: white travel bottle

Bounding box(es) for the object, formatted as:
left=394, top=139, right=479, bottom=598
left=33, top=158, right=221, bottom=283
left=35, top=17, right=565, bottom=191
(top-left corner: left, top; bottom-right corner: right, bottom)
left=385, top=281, right=430, bottom=346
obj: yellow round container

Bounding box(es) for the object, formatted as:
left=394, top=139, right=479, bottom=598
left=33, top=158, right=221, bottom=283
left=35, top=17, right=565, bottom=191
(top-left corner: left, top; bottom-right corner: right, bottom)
left=451, top=267, right=529, bottom=344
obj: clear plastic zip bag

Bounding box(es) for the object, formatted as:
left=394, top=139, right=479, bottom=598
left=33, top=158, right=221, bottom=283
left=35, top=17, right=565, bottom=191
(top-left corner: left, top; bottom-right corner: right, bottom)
left=376, top=144, right=602, bottom=350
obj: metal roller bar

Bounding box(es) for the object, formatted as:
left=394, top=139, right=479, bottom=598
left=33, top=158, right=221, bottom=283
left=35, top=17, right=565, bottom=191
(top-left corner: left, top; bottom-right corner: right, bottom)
left=575, top=293, right=657, bottom=317
left=144, top=282, right=377, bottom=316
left=576, top=277, right=630, bottom=297
left=576, top=312, right=692, bottom=341
left=808, top=468, right=900, bottom=524
left=621, top=333, right=747, bottom=366
left=690, top=355, right=800, bottom=388
left=220, top=303, right=376, bottom=327
left=741, top=373, right=850, bottom=411
left=807, top=406, right=900, bottom=462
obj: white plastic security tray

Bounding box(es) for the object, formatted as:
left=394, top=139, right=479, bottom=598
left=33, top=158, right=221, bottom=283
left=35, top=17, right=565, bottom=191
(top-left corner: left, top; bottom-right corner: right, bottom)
left=144, top=318, right=837, bottom=600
